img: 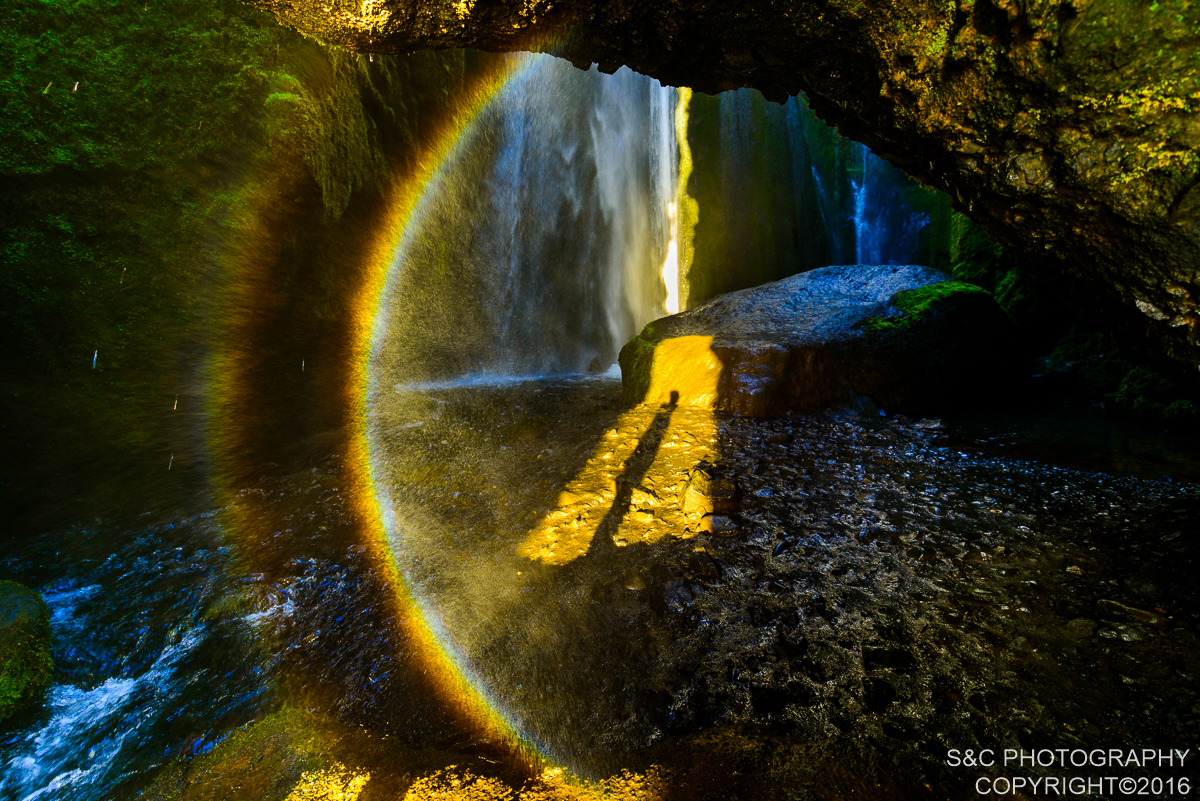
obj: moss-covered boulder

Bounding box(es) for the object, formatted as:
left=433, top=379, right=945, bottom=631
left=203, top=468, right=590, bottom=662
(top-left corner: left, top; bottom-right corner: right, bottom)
left=0, top=580, right=52, bottom=720
left=618, top=265, right=1021, bottom=416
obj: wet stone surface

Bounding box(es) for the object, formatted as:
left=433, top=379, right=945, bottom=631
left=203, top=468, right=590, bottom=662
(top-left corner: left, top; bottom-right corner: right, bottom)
left=372, top=376, right=1200, bottom=786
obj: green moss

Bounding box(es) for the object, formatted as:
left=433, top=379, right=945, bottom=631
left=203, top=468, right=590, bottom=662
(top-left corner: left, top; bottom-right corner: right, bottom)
left=943, top=211, right=1076, bottom=345
left=0, top=580, right=52, bottom=720
left=1, top=0, right=472, bottom=528
left=947, top=213, right=1004, bottom=291
left=140, top=705, right=520, bottom=800
left=924, top=25, right=949, bottom=61
left=617, top=333, right=658, bottom=405
left=861, top=281, right=988, bottom=332
left=1107, top=366, right=1200, bottom=427
left=1041, top=326, right=1131, bottom=390
left=1164, top=399, right=1199, bottom=424
left=0, top=0, right=285, bottom=176
left=141, top=707, right=352, bottom=800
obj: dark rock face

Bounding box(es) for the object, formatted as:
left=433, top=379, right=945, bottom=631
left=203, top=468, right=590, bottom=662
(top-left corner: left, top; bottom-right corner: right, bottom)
left=618, top=265, right=1021, bottom=416
left=0, top=580, right=52, bottom=720
left=243, top=0, right=1200, bottom=369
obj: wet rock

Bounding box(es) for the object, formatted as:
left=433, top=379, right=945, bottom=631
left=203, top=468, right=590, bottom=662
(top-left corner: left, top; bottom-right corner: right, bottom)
left=1063, top=618, right=1097, bottom=640
left=623, top=571, right=647, bottom=592
left=0, top=580, right=52, bottom=721
left=796, top=641, right=854, bottom=684
left=1170, top=627, right=1197, bottom=643
left=141, top=709, right=355, bottom=800
left=619, top=265, right=1020, bottom=416
left=687, top=549, right=723, bottom=580
left=682, top=463, right=741, bottom=519
left=141, top=708, right=517, bottom=801
left=748, top=605, right=775, bottom=627
left=1124, top=562, right=1164, bottom=601
left=863, top=647, right=917, bottom=673
left=776, top=630, right=808, bottom=661
left=862, top=678, right=898, bottom=713
left=1096, top=599, right=1165, bottom=627
left=663, top=579, right=695, bottom=614
left=751, top=685, right=792, bottom=715
left=696, top=514, right=741, bottom=536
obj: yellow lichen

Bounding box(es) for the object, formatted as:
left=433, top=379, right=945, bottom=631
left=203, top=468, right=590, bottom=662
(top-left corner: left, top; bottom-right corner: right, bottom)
left=285, top=763, right=371, bottom=801
left=403, top=768, right=515, bottom=800
left=1078, top=79, right=1200, bottom=116
left=1113, top=141, right=1198, bottom=185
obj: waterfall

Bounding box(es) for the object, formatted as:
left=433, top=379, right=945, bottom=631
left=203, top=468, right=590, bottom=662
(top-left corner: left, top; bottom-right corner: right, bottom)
left=852, top=143, right=880, bottom=264
left=851, top=140, right=933, bottom=265
left=377, top=57, right=950, bottom=388
left=379, top=55, right=677, bottom=385
left=685, top=90, right=948, bottom=303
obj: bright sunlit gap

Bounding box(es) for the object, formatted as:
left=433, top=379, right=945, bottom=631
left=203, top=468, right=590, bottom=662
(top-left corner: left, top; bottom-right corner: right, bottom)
left=660, top=202, right=680, bottom=315
left=520, top=336, right=722, bottom=565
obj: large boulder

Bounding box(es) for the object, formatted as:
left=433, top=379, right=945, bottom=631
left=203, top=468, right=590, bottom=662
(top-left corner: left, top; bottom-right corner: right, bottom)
left=618, top=265, right=1021, bottom=416
left=0, top=580, right=52, bottom=720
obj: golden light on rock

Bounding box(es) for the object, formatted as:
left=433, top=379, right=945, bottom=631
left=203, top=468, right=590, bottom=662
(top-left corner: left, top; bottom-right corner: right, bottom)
left=284, top=763, right=371, bottom=801
left=402, top=767, right=515, bottom=801
left=519, top=337, right=724, bottom=565
left=523, top=766, right=669, bottom=801
left=399, top=765, right=668, bottom=801
left=642, top=335, right=721, bottom=409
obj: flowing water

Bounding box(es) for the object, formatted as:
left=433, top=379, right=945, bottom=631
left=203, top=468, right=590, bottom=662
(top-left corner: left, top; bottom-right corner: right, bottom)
left=2, top=53, right=1198, bottom=800
left=377, top=57, right=677, bottom=383
left=682, top=88, right=948, bottom=302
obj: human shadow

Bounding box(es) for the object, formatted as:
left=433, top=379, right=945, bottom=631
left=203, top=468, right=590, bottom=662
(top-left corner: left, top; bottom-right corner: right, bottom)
left=583, top=390, right=679, bottom=559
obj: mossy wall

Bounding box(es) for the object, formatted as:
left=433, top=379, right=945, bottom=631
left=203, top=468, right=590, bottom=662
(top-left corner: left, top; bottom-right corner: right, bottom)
left=947, top=214, right=1200, bottom=427
left=0, top=0, right=485, bottom=534
left=945, top=212, right=1058, bottom=337
left=0, top=580, right=52, bottom=720
left=684, top=89, right=955, bottom=307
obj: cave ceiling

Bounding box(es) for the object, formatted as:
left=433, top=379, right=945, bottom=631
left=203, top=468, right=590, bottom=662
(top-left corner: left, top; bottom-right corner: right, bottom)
left=244, top=0, right=1200, bottom=368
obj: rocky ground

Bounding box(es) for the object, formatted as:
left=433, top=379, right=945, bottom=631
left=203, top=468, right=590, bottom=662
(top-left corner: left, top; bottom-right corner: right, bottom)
left=360, top=375, right=1200, bottom=797
left=10, top=375, right=1194, bottom=799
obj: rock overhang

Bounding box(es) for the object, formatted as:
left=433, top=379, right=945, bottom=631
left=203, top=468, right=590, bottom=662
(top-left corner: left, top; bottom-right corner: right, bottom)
left=242, top=0, right=1200, bottom=369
